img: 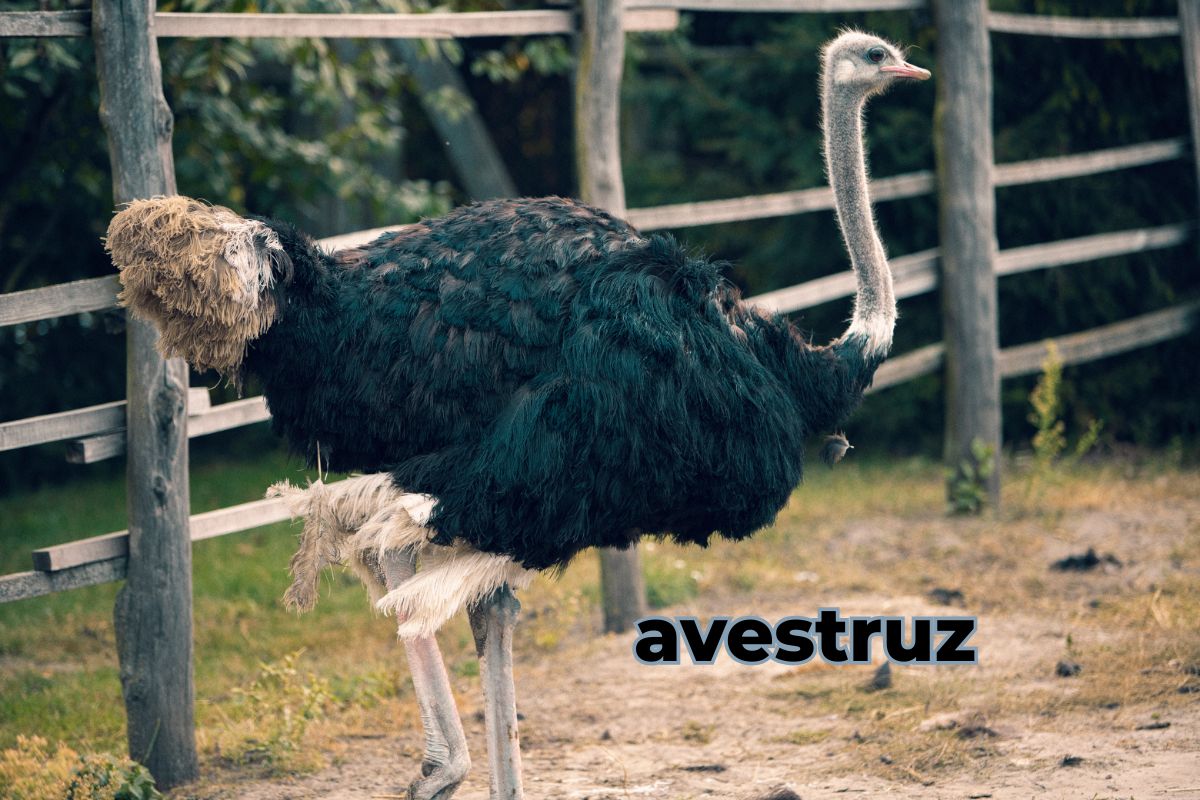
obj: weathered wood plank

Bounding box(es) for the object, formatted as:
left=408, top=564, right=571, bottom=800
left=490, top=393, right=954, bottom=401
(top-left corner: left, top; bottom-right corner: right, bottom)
left=185, top=396, right=271, bottom=438
left=934, top=0, right=1001, bottom=506
left=30, top=496, right=293, bottom=574
left=996, top=224, right=1190, bottom=276
left=748, top=220, right=1191, bottom=319
left=152, top=9, right=674, bottom=39
left=988, top=11, right=1180, bottom=38
left=1180, top=1, right=1200, bottom=216
left=0, top=399, right=125, bottom=452
left=626, top=171, right=934, bottom=231
left=627, top=139, right=1186, bottom=232
left=1, top=388, right=208, bottom=453
left=95, top=0, right=197, bottom=785
left=0, top=7, right=676, bottom=40
left=66, top=390, right=253, bottom=465
left=868, top=342, right=944, bottom=393
left=993, top=138, right=1187, bottom=187
left=0, top=560, right=127, bottom=604
left=626, top=8, right=679, bottom=31
left=190, top=497, right=291, bottom=541
left=154, top=10, right=571, bottom=39
left=65, top=432, right=126, bottom=465
left=749, top=249, right=938, bottom=314
left=625, top=0, right=926, bottom=11
left=999, top=302, right=1198, bottom=377
left=865, top=302, right=1198, bottom=395
left=0, top=10, right=89, bottom=37
left=0, top=276, right=120, bottom=328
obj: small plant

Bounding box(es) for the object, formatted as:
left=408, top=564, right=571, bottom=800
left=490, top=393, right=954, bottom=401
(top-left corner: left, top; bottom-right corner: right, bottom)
left=644, top=557, right=700, bottom=609
left=1026, top=342, right=1103, bottom=498
left=66, top=756, right=162, bottom=800
left=0, top=736, right=161, bottom=800
left=680, top=720, right=715, bottom=744
left=946, top=438, right=995, bottom=515
left=226, top=649, right=333, bottom=769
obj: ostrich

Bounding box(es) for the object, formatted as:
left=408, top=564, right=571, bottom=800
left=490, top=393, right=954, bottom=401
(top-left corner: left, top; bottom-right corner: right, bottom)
left=104, top=31, right=928, bottom=800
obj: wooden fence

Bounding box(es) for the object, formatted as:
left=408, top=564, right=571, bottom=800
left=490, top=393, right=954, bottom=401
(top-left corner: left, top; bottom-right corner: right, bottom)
left=2, top=0, right=1199, bottom=787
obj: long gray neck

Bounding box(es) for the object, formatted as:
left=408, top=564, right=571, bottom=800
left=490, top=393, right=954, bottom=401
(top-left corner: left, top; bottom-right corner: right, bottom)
left=823, top=84, right=895, bottom=360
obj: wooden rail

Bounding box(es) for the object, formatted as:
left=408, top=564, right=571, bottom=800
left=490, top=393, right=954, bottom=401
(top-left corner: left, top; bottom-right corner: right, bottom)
left=30, top=496, right=292, bottom=574
left=626, top=171, right=934, bottom=231
left=0, top=7, right=677, bottom=39
left=627, top=137, right=1186, bottom=231
left=625, top=0, right=926, bottom=10
left=867, top=302, right=1199, bottom=394
left=67, top=396, right=272, bottom=464
left=987, top=11, right=1181, bottom=39
left=3, top=496, right=293, bottom=603
left=0, top=275, right=119, bottom=327
left=0, top=388, right=209, bottom=453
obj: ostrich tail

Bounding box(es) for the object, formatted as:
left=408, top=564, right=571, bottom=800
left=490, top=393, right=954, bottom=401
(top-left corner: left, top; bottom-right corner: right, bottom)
left=270, top=479, right=344, bottom=613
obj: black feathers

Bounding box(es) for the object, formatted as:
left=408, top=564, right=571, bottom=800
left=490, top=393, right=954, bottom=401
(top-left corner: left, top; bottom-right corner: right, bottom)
left=245, top=197, right=879, bottom=570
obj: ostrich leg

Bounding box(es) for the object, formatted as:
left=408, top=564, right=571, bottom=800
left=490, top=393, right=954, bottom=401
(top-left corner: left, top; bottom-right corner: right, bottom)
left=381, top=549, right=471, bottom=800
left=468, top=586, right=525, bottom=800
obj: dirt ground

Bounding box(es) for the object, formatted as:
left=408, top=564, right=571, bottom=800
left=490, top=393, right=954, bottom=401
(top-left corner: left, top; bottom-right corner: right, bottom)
left=186, top=470, right=1200, bottom=800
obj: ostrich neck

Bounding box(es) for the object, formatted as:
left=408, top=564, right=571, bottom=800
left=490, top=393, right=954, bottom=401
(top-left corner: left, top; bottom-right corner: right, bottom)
left=823, top=86, right=895, bottom=360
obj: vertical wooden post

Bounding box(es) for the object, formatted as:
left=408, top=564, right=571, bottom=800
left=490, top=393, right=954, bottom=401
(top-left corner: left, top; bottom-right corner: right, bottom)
left=94, top=0, right=198, bottom=788
left=575, top=0, right=647, bottom=633
left=1179, top=0, right=1200, bottom=215
left=933, top=0, right=1001, bottom=509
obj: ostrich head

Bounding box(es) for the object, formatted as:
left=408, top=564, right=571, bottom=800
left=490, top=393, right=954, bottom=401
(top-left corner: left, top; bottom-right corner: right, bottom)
left=106, top=196, right=291, bottom=378
left=821, top=31, right=930, bottom=98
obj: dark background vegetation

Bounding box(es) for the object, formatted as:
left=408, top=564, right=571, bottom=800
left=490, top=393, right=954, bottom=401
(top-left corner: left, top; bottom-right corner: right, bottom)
left=1, top=0, right=1196, bottom=493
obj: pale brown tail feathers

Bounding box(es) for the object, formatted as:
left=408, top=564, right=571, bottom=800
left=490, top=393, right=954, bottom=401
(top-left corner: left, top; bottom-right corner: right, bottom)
left=106, top=196, right=287, bottom=376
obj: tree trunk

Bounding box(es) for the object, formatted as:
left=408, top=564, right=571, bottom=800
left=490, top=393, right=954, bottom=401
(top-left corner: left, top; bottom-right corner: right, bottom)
left=94, top=0, right=197, bottom=788
left=933, top=0, right=1001, bottom=510
left=394, top=39, right=518, bottom=201
left=575, top=0, right=646, bottom=633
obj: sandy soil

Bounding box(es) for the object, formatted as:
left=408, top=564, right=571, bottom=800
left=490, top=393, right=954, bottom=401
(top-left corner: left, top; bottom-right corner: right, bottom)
left=186, top=478, right=1200, bottom=800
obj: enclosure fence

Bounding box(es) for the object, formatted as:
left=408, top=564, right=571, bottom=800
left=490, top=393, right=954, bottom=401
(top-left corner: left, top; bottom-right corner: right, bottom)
left=1, top=0, right=1198, bottom=788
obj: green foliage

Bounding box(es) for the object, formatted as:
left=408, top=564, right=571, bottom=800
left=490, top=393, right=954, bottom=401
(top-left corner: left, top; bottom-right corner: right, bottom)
left=225, top=649, right=333, bottom=768
left=644, top=555, right=700, bottom=609
left=1025, top=342, right=1104, bottom=498
left=0, top=736, right=162, bottom=800
left=66, top=756, right=162, bottom=800
left=946, top=438, right=995, bottom=516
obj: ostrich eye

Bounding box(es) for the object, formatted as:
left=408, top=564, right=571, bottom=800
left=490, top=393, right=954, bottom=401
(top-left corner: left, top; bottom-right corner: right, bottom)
left=867, top=47, right=886, bottom=64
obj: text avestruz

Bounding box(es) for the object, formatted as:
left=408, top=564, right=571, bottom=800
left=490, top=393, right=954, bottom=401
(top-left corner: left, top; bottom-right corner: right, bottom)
left=633, top=610, right=978, bottom=666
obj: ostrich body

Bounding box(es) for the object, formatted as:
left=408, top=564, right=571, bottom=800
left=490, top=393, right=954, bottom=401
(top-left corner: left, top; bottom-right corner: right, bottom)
left=105, top=32, right=928, bottom=800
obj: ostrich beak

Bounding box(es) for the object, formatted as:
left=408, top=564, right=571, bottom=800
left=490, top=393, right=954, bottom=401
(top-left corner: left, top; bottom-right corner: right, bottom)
left=881, top=62, right=931, bottom=81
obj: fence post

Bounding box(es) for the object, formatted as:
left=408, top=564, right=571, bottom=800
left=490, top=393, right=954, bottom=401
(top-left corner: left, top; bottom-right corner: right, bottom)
left=575, top=0, right=647, bottom=633
left=93, top=0, right=197, bottom=788
left=932, top=0, right=1001, bottom=509
left=1179, top=1, right=1200, bottom=215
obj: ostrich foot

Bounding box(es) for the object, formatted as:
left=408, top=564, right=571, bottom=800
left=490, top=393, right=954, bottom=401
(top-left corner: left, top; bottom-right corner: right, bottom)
left=382, top=550, right=471, bottom=800
left=469, top=586, right=525, bottom=800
